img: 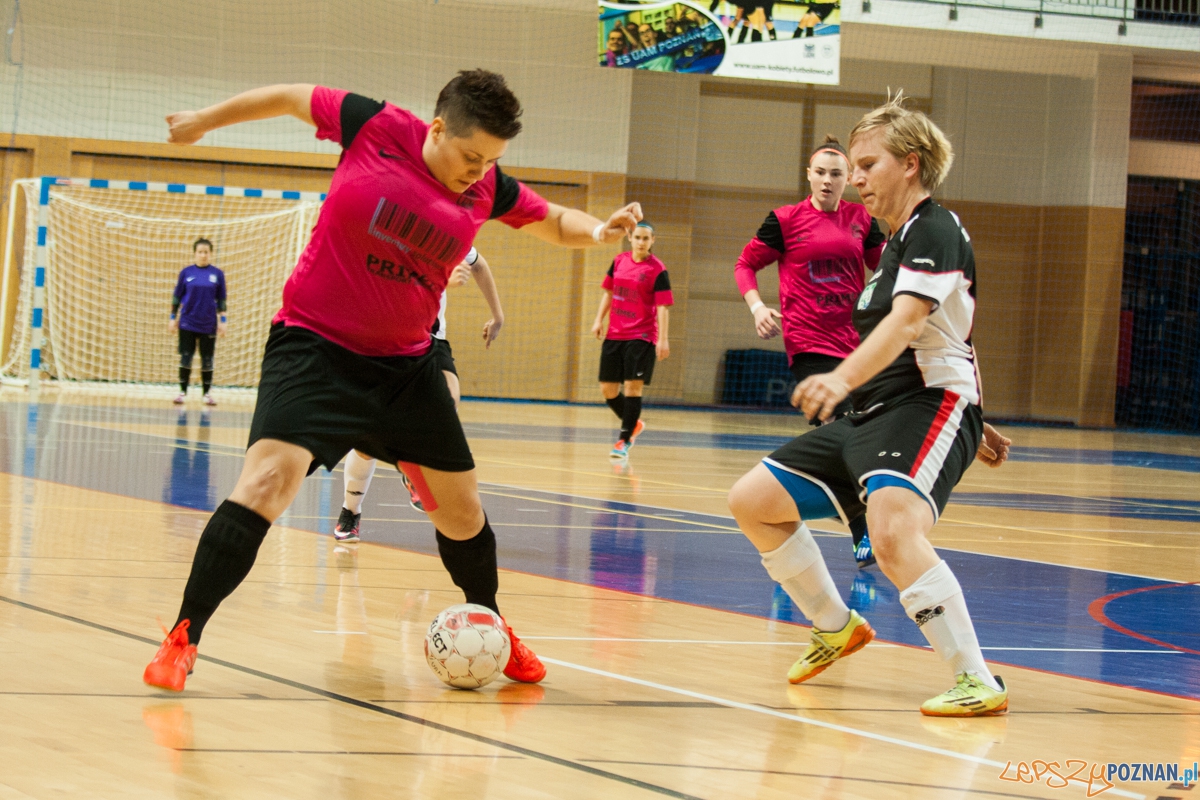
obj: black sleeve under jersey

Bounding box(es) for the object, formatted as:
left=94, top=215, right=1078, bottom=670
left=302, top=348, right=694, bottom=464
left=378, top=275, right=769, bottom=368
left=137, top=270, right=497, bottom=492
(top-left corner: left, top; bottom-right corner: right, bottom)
left=653, top=271, right=671, bottom=291
left=340, top=93, right=386, bottom=151
left=754, top=211, right=785, bottom=252
left=864, top=218, right=886, bottom=250
left=606, top=261, right=615, bottom=279
left=489, top=164, right=522, bottom=220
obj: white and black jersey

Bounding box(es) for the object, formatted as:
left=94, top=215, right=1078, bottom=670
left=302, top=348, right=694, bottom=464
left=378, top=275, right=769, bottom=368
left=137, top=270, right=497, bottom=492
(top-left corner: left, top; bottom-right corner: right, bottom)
left=851, top=198, right=979, bottom=410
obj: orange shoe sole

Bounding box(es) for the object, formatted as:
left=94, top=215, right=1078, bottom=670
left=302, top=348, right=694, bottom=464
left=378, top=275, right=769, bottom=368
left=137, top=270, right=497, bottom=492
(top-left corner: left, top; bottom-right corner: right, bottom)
left=788, top=618, right=875, bottom=685
left=143, top=663, right=187, bottom=692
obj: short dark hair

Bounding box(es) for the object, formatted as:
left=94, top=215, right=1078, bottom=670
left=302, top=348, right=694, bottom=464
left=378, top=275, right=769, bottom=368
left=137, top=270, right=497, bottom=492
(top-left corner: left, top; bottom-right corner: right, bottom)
left=434, top=69, right=523, bottom=140
left=193, top=237, right=212, bottom=251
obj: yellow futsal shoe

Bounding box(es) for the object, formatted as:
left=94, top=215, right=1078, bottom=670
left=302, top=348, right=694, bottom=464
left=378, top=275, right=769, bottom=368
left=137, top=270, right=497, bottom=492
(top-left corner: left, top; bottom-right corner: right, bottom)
left=920, top=673, right=1009, bottom=717
left=788, top=610, right=875, bottom=684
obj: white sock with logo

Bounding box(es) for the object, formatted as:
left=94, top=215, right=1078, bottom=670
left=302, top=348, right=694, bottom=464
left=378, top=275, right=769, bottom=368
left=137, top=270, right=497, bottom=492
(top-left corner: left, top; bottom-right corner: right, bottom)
left=900, top=560, right=1000, bottom=691
left=343, top=451, right=376, bottom=515
left=760, top=523, right=851, bottom=633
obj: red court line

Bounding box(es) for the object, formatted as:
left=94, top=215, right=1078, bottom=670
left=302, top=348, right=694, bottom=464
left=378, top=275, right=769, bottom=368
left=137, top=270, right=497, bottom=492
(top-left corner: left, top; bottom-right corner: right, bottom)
left=1088, top=582, right=1200, bottom=656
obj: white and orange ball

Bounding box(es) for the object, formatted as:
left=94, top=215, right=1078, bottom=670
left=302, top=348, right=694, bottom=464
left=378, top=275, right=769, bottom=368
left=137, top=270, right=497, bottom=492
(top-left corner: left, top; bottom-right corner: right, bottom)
left=424, top=604, right=511, bottom=689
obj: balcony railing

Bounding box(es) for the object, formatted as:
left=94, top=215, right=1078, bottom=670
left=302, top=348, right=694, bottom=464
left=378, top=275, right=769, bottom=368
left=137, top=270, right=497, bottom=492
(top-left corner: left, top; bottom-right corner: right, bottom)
left=895, top=0, right=1198, bottom=26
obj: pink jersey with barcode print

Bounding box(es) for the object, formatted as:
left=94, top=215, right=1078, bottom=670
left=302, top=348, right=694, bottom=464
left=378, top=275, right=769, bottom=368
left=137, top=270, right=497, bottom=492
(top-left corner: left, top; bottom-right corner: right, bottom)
left=274, top=86, right=549, bottom=356
left=735, top=198, right=885, bottom=360
left=602, top=252, right=674, bottom=342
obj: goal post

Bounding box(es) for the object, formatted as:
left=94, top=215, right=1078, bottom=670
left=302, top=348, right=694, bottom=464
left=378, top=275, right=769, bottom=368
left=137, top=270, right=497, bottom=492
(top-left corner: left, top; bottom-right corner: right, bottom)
left=1, top=177, right=324, bottom=390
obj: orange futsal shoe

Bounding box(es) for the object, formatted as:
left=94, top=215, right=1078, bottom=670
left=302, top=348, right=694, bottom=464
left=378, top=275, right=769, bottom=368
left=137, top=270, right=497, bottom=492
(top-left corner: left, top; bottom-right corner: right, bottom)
left=629, top=419, right=646, bottom=444
left=502, top=620, right=547, bottom=684
left=143, top=620, right=198, bottom=692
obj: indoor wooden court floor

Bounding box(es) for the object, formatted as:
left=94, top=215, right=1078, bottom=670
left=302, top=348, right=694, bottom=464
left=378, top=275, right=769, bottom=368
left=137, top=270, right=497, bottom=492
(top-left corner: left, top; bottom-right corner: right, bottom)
left=1, top=386, right=1197, bottom=799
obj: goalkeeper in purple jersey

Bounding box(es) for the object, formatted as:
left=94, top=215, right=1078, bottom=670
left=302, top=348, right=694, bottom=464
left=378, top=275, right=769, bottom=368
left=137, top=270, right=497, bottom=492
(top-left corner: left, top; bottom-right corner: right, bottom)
left=169, top=238, right=227, bottom=406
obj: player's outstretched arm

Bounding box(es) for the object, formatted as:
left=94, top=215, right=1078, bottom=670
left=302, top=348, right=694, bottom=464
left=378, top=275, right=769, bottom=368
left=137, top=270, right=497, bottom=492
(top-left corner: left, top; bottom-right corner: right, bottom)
left=523, top=202, right=643, bottom=248
left=470, top=253, right=505, bottom=348
left=591, top=292, right=612, bottom=340
left=794, top=294, right=933, bottom=422
left=166, top=84, right=316, bottom=145
left=656, top=306, right=670, bottom=360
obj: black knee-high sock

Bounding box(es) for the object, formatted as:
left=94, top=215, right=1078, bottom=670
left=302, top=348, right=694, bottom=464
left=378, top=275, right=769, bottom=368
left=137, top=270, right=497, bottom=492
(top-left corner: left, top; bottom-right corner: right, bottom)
left=179, top=367, right=191, bottom=394
left=738, top=23, right=750, bottom=42
left=175, top=500, right=271, bottom=643
left=850, top=515, right=868, bottom=547
left=436, top=519, right=499, bottom=615
left=201, top=370, right=213, bottom=395
left=620, top=396, right=643, bottom=441
left=605, top=395, right=626, bottom=420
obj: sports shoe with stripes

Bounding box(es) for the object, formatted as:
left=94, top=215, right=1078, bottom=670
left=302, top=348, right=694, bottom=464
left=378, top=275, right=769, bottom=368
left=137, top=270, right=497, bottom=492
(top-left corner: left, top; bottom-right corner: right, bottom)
left=921, top=673, right=1008, bottom=717
left=609, top=440, right=630, bottom=459
left=502, top=621, right=546, bottom=683
left=333, top=507, right=361, bottom=543
left=787, top=609, right=875, bottom=684
left=143, top=620, right=198, bottom=692
left=628, top=419, right=646, bottom=445
left=400, top=472, right=425, bottom=513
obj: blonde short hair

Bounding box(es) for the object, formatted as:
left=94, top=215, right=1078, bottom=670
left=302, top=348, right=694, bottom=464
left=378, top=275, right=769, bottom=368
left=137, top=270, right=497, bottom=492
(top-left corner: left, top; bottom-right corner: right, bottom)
left=849, top=90, right=954, bottom=192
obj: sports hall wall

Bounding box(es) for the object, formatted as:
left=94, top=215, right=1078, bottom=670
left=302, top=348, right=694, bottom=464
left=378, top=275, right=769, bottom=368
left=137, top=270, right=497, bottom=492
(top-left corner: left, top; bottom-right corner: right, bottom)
left=0, top=0, right=1188, bottom=426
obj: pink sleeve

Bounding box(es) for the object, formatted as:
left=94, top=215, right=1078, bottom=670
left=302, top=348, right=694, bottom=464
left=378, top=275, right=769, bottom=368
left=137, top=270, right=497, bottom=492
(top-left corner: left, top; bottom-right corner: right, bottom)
left=602, top=272, right=614, bottom=291
left=654, top=290, right=674, bottom=307
left=311, top=86, right=350, bottom=145
left=498, top=183, right=550, bottom=229
left=864, top=243, right=884, bottom=272
left=734, top=237, right=782, bottom=296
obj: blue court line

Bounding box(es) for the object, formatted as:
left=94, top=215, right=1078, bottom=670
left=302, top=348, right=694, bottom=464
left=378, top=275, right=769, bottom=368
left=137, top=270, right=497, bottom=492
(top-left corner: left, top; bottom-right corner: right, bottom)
left=41, top=403, right=1200, bottom=472
left=3, top=403, right=1198, bottom=702
left=952, top=493, right=1200, bottom=523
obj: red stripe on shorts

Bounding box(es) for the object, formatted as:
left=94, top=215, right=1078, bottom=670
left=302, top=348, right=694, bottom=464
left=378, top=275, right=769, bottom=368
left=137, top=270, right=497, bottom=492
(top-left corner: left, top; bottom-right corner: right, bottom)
left=397, top=461, right=439, bottom=512
left=908, top=391, right=960, bottom=479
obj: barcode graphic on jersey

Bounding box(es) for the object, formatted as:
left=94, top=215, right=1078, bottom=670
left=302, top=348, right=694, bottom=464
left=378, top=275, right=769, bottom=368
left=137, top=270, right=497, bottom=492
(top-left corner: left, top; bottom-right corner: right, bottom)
left=369, top=198, right=462, bottom=263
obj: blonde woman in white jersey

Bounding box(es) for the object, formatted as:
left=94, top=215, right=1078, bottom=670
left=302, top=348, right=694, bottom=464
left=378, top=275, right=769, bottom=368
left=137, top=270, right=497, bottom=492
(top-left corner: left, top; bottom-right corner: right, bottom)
left=334, top=247, right=503, bottom=541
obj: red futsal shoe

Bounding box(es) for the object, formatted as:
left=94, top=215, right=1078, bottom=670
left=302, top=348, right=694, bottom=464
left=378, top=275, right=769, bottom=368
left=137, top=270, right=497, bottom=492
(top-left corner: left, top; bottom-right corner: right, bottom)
left=143, top=620, right=198, bottom=692
left=502, top=620, right=546, bottom=683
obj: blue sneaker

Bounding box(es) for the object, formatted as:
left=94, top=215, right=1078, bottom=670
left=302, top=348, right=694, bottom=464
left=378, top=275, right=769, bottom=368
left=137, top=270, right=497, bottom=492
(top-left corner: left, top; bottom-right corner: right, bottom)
left=610, top=439, right=630, bottom=459
left=854, top=532, right=876, bottom=569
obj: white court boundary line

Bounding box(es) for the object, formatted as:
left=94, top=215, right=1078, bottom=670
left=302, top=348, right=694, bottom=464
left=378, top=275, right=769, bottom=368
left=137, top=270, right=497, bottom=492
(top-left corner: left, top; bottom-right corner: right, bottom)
left=525, top=638, right=1178, bottom=653
left=540, top=656, right=1145, bottom=800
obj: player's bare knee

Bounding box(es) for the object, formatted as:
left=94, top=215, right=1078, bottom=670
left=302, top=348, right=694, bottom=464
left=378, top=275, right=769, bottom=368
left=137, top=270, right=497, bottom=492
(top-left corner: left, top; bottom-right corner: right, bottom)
left=727, top=476, right=758, bottom=523
left=431, top=503, right=485, bottom=540
left=234, top=461, right=301, bottom=518
left=624, top=380, right=644, bottom=397
left=600, top=382, right=621, bottom=399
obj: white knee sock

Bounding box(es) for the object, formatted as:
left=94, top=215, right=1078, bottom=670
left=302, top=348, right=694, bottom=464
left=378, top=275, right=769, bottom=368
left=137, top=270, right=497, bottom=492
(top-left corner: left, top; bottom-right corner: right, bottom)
left=900, top=560, right=1000, bottom=691
left=760, top=524, right=851, bottom=632
left=343, top=452, right=376, bottom=514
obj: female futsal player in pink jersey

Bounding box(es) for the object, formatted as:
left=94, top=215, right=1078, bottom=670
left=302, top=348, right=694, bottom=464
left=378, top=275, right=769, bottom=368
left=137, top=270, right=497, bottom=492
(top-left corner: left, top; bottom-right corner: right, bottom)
left=143, top=71, right=642, bottom=693
left=735, top=134, right=885, bottom=568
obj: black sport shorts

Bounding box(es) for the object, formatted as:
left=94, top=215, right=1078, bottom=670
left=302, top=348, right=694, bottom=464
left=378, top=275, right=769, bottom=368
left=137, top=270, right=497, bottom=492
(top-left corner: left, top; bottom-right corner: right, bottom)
left=431, top=337, right=456, bottom=376
left=764, top=388, right=983, bottom=523
left=249, top=323, right=473, bottom=475
left=599, top=338, right=657, bottom=385
left=790, top=352, right=850, bottom=425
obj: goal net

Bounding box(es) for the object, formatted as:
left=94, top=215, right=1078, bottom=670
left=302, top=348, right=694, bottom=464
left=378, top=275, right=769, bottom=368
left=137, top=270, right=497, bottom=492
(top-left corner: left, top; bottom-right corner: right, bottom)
left=1, top=178, right=322, bottom=388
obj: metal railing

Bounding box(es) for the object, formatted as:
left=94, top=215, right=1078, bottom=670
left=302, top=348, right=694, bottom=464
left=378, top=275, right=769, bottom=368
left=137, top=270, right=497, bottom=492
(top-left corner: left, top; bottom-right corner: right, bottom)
left=898, top=0, right=1199, bottom=27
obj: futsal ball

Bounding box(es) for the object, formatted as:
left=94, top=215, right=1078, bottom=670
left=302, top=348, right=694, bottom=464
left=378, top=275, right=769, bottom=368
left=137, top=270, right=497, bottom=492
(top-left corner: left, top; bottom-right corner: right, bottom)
left=424, top=604, right=511, bottom=689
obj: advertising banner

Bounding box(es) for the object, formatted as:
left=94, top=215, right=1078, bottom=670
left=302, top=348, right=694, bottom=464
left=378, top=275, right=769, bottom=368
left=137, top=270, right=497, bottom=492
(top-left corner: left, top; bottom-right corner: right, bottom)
left=599, top=0, right=840, bottom=85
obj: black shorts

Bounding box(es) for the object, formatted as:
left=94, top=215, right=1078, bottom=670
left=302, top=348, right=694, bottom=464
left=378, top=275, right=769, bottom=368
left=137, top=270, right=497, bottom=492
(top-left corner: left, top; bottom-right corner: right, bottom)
left=764, top=388, right=983, bottom=523
left=179, top=329, right=216, bottom=365
left=599, top=339, right=657, bottom=385
left=790, top=352, right=852, bottom=424
left=248, top=323, right=473, bottom=475
left=431, top=337, right=456, bottom=376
